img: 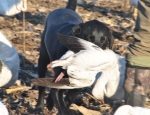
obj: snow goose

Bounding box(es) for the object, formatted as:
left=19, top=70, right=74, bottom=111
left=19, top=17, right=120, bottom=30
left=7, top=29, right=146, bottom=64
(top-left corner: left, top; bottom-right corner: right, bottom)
left=47, top=33, right=126, bottom=101
left=114, top=105, right=150, bottom=115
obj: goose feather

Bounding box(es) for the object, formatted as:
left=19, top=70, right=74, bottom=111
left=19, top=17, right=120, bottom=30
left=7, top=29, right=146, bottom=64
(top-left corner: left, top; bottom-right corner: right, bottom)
left=47, top=34, right=126, bottom=100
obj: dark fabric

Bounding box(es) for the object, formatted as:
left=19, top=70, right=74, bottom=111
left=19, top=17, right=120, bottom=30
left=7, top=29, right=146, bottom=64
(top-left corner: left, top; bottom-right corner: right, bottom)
left=44, top=8, right=83, bottom=60
left=0, top=60, right=2, bottom=73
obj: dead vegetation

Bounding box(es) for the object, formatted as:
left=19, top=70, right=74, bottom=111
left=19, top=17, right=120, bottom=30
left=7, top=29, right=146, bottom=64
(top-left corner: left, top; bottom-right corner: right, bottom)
left=0, top=0, right=149, bottom=115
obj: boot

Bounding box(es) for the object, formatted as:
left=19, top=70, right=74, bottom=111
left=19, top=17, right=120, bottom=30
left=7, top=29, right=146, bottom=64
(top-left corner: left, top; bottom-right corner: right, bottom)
left=124, top=65, right=150, bottom=107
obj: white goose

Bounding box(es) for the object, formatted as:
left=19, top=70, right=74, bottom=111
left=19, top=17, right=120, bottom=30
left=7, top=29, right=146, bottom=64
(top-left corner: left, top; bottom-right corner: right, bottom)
left=114, top=105, right=150, bottom=115
left=47, top=34, right=126, bottom=101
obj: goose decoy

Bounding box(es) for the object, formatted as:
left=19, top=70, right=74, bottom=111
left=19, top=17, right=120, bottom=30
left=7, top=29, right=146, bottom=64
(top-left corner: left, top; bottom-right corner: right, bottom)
left=114, top=105, right=150, bottom=115
left=0, top=31, right=19, bottom=87
left=0, top=101, right=9, bottom=115
left=33, top=33, right=126, bottom=102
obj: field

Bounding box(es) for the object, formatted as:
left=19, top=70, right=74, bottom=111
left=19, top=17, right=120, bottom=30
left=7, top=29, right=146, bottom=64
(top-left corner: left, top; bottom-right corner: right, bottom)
left=0, top=0, right=150, bottom=115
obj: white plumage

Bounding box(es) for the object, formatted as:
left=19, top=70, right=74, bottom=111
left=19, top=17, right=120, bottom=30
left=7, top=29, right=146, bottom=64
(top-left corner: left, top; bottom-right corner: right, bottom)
left=114, top=105, right=150, bottom=115
left=48, top=34, right=126, bottom=101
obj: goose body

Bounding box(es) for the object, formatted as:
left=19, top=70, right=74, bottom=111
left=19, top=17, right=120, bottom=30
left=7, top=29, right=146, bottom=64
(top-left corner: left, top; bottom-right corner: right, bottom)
left=48, top=34, right=126, bottom=100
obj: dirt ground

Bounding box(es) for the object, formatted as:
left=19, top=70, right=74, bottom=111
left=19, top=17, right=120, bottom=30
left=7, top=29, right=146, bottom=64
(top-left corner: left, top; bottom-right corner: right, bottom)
left=0, top=0, right=150, bottom=115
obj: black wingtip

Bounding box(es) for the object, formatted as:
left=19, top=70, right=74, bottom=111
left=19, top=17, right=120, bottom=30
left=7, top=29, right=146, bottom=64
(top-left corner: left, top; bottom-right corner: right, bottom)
left=57, top=33, right=86, bottom=53
left=57, top=33, right=78, bottom=42
left=57, top=33, right=71, bottom=44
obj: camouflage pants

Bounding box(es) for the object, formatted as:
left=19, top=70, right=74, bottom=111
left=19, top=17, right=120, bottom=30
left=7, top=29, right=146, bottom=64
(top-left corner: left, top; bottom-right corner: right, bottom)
left=124, top=66, right=150, bottom=106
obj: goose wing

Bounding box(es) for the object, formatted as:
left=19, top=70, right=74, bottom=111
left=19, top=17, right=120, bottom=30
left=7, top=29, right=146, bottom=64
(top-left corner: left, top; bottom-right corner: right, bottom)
left=58, top=33, right=101, bottom=53
left=32, top=78, right=87, bottom=89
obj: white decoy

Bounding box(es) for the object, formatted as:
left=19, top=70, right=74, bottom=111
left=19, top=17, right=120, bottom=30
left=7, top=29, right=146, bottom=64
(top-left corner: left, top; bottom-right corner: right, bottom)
left=114, top=105, right=150, bottom=115
left=0, top=31, right=20, bottom=87
left=47, top=34, right=126, bottom=101
left=0, top=101, right=9, bottom=115
left=0, top=0, right=27, bottom=16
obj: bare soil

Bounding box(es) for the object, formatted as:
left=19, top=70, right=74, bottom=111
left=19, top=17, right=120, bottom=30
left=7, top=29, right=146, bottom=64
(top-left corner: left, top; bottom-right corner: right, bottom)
left=0, top=0, right=150, bottom=115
